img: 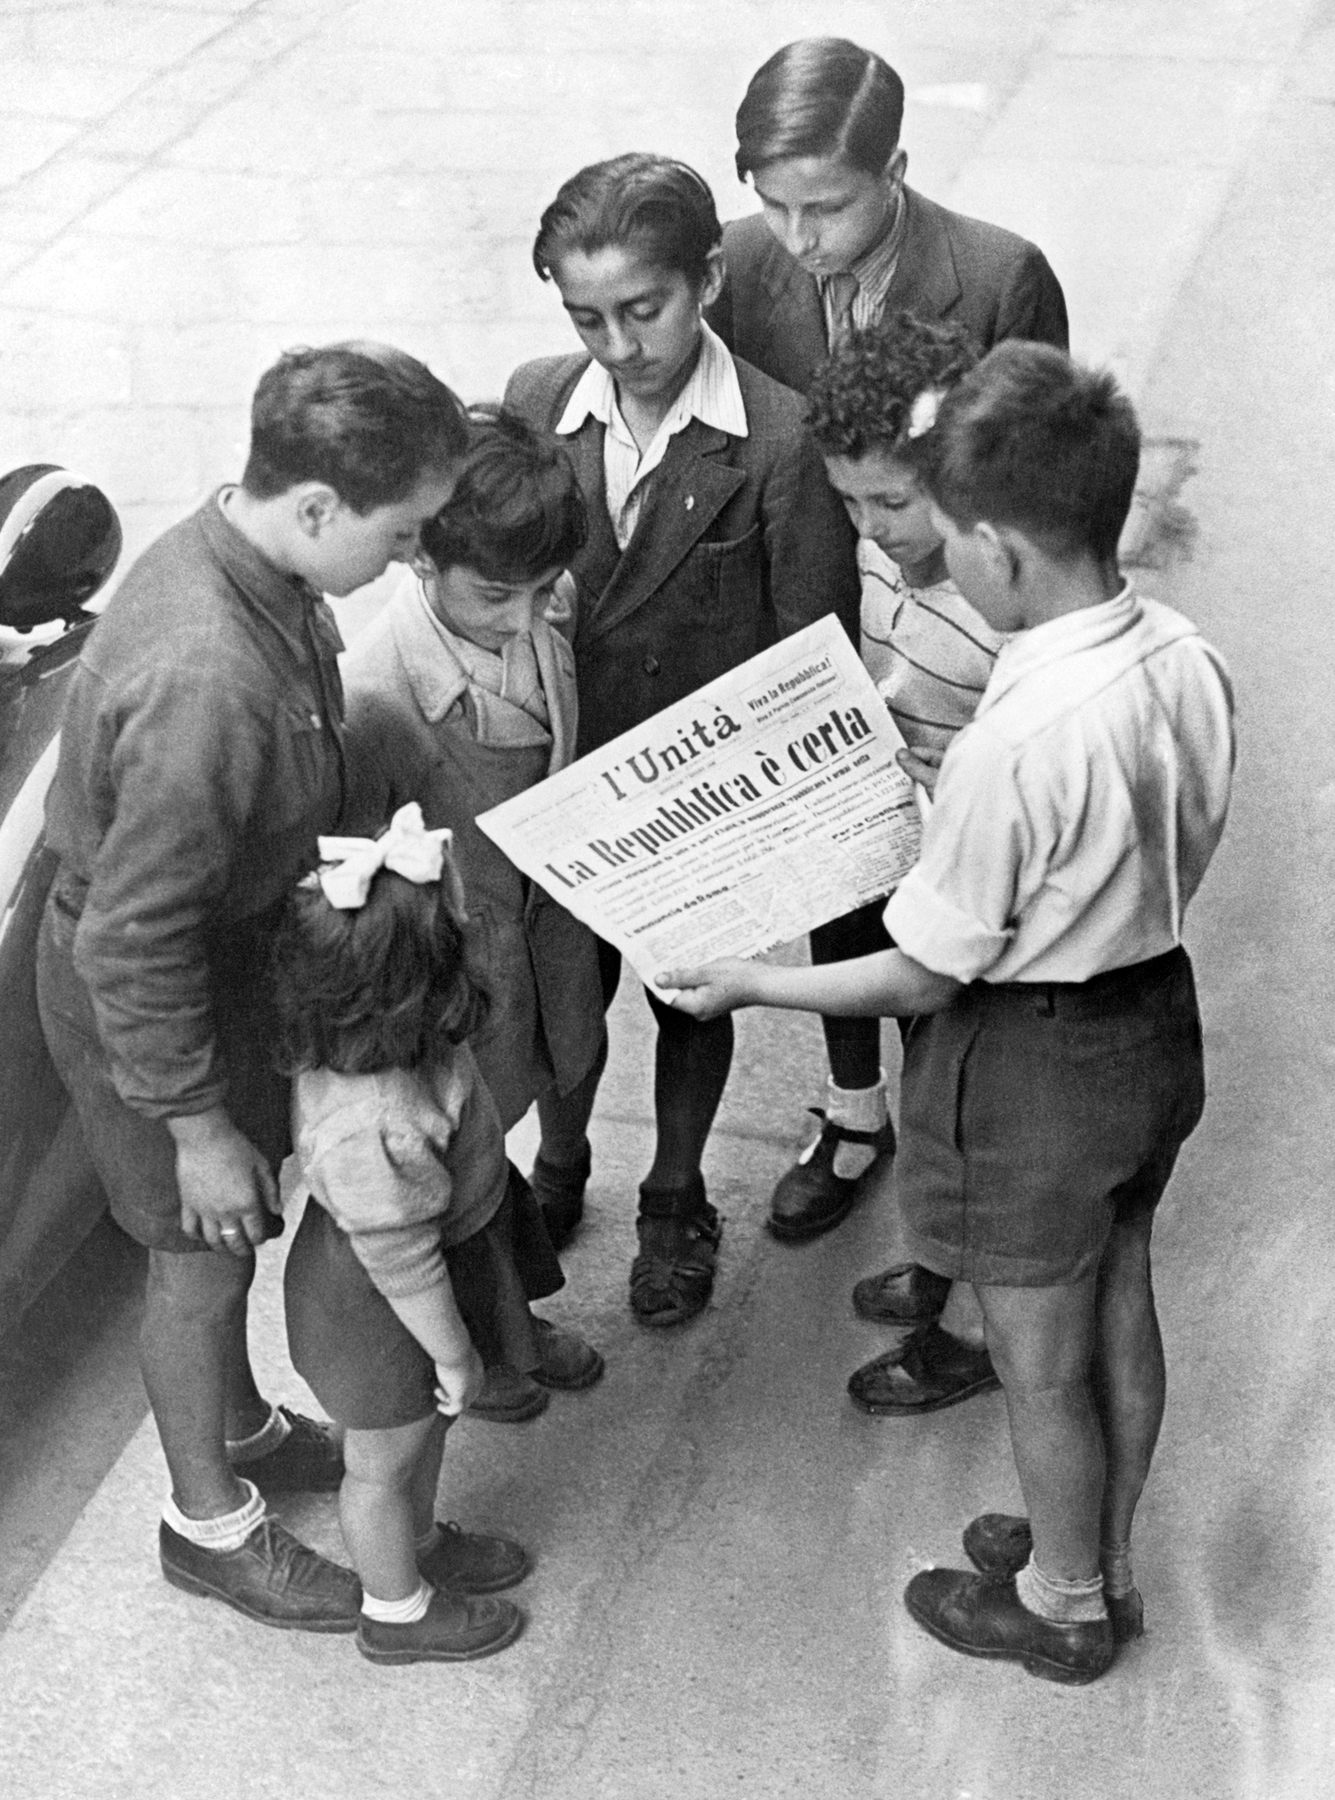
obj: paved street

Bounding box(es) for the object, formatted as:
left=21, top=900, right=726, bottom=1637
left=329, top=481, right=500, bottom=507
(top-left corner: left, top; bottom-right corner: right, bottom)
left=2, top=2, right=1335, bottom=1796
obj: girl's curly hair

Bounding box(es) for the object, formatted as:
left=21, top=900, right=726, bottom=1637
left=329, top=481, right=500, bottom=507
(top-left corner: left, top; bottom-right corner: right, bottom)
left=272, top=864, right=488, bottom=1076
left=806, top=311, right=980, bottom=461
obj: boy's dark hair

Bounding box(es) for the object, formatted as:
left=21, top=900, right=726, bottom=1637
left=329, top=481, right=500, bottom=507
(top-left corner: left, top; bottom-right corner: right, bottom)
left=735, top=39, right=905, bottom=180
left=806, top=313, right=979, bottom=460
left=419, top=405, right=587, bottom=582
left=912, top=342, right=1141, bottom=564
left=242, top=343, right=466, bottom=514
left=533, top=153, right=722, bottom=287
left=273, top=864, right=488, bottom=1076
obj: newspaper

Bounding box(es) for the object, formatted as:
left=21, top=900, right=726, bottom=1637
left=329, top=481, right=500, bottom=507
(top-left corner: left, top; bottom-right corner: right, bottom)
left=475, top=615, right=921, bottom=990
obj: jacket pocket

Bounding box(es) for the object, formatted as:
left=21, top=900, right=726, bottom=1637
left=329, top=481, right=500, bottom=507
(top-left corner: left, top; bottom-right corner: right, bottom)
left=685, top=523, right=763, bottom=635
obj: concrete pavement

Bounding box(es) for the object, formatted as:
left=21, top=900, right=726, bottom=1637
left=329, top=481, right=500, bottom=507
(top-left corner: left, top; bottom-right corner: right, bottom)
left=2, top=2, right=1334, bottom=1796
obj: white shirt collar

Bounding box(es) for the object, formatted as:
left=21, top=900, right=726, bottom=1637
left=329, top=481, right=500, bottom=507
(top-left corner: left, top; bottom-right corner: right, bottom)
left=555, top=320, right=748, bottom=442
left=979, top=581, right=1140, bottom=714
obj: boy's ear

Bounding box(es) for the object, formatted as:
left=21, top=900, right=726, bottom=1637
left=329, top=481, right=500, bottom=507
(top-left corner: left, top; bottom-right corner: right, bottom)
left=977, top=520, right=1021, bottom=586
left=699, top=247, right=726, bottom=313
left=292, top=483, right=342, bottom=539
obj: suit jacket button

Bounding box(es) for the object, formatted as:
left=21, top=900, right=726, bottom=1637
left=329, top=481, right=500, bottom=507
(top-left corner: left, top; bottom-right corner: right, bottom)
left=643, top=654, right=660, bottom=676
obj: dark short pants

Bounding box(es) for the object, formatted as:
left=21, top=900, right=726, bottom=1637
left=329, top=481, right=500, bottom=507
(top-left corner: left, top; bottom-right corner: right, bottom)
left=284, top=1165, right=564, bottom=1432
left=897, top=948, right=1205, bottom=1287
left=35, top=886, right=289, bottom=1255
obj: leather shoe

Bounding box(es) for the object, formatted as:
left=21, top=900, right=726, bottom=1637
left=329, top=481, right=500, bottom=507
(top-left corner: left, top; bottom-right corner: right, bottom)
left=160, top=1517, right=360, bottom=1632
left=419, top=1521, right=530, bottom=1593
left=529, top=1147, right=590, bottom=1252
left=630, top=1176, right=721, bottom=1326
left=767, top=1110, right=896, bottom=1242
left=847, top=1324, right=1000, bottom=1415
left=469, top=1365, right=551, bottom=1423
left=904, top=1567, right=1114, bottom=1684
left=964, top=1513, right=1144, bottom=1641
left=851, top=1261, right=951, bottom=1326
left=235, top=1406, right=344, bottom=1494
left=530, top=1316, right=604, bottom=1390
left=357, top=1588, right=523, bottom=1664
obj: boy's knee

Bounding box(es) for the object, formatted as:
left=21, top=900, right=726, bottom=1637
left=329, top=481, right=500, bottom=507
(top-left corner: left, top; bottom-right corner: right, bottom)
left=147, top=1244, right=252, bottom=1317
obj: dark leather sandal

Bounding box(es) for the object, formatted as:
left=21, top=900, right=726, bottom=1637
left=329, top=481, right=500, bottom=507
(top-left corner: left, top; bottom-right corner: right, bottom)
left=630, top=1174, right=722, bottom=1327
left=851, top=1260, right=951, bottom=1325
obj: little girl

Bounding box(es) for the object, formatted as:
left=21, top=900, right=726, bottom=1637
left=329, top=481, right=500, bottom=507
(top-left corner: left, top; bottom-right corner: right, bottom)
left=276, top=804, right=539, bottom=1665
left=504, top=151, right=856, bottom=1329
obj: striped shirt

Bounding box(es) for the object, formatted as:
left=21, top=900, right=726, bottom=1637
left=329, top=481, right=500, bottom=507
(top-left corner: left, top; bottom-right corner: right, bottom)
left=858, top=537, right=1005, bottom=755
left=819, top=192, right=908, bottom=343
left=556, top=321, right=748, bottom=550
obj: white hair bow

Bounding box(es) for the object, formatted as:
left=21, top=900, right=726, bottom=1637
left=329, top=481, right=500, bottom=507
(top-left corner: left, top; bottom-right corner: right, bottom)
left=315, top=802, right=452, bottom=910
left=906, top=386, right=946, bottom=440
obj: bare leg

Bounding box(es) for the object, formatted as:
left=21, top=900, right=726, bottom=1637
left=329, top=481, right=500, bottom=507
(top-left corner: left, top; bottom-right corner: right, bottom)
left=409, top=1414, right=449, bottom=1541
left=141, top=1247, right=259, bottom=1518
left=976, top=1277, right=1102, bottom=1581
left=341, top=1414, right=439, bottom=1602
left=220, top=1279, right=270, bottom=1441
left=1091, top=1211, right=1164, bottom=1548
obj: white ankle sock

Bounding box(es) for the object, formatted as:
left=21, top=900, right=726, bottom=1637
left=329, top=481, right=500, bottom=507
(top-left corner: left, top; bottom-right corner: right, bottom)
left=163, top=1479, right=264, bottom=1552
left=825, top=1075, right=887, bottom=1179
left=226, top=1404, right=291, bottom=1463
left=1016, top=1556, right=1107, bottom=1625
left=361, top=1579, right=432, bottom=1624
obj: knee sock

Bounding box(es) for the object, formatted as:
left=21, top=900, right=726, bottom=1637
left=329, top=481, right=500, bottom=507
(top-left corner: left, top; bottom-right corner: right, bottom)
left=1015, top=1556, right=1107, bottom=1625
left=226, top=1403, right=292, bottom=1463
left=361, top=1578, right=432, bottom=1624
left=1100, top=1539, right=1135, bottom=1599
left=811, top=1075, right=887, bottom=1180
left=163, top=1478, right=264, bottom=1552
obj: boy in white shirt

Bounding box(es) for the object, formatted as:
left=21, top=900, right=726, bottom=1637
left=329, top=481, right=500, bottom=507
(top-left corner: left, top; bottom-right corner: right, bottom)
left=663, top=342, right=1235, bottom=1683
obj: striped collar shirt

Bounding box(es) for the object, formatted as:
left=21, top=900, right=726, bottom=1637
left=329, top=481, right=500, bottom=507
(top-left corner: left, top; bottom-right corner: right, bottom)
left=556, top=321, right=748, bottom=550
left=819, top=191, right=908, bottom=342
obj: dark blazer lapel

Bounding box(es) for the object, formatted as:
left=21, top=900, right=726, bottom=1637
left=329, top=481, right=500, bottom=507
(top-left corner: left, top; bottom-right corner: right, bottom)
left=586, top=422, right=745, bottom=642
left=883, top=187, right=963, bottom=323
left=760, top=242, right=827, bottom=390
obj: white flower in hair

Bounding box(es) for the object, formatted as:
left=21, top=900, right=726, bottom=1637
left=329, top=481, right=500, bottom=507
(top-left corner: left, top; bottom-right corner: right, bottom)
left=906, top=386, right=946, bottom=440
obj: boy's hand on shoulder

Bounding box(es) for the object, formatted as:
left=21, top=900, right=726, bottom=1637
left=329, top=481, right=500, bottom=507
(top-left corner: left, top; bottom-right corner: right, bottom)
left=434, top=1345, right=486, bottom=1417
left=658, top=958, right=759, bottom=1019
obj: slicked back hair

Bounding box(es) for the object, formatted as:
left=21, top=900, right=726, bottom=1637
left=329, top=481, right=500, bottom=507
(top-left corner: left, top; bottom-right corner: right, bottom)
left=806, top=312, right=980, bottom=461
left=242, top=343, right=466, bottom=514
left=735, top=38, right=905, bottom=180
left=911, top=342, right=1141, bottom=564
left=533, top=152, right=722, bottom=288
left=420, top=405, right=587, bottom=583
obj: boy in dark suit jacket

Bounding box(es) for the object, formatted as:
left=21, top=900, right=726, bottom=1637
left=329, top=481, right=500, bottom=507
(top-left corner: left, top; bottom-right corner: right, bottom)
left=506, top=153, right=857, bottom=1330
left=706, top=39, right=1069, bottom=1411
